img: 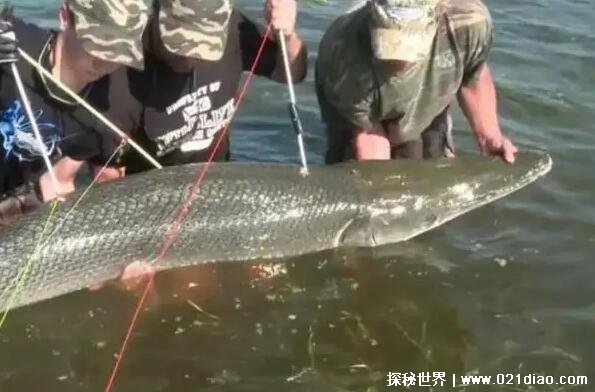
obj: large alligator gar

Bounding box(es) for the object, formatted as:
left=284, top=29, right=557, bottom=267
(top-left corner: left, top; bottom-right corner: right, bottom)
left=0, top=151, right=551, bottom=311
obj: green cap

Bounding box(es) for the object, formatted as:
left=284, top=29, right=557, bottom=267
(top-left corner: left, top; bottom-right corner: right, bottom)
left=158, top=0, right=233, bottom=61
left=68, top=0, right=150, bottom=69
left=369, top=0, right=440, bottom=62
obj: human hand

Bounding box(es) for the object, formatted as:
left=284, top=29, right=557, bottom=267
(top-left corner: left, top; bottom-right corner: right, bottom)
left=88, top=261, right=157, bottom=292
left=0, top=18, right=17, bottom=64
left=117, top=261, right=157, bottom=291
left=0, top=185, right=44, bottom=228
left=477, top=134, right=518, bottom=163
left=353, top=127, right=391, bottom=160
left=265, top=0, right=297, bottom=37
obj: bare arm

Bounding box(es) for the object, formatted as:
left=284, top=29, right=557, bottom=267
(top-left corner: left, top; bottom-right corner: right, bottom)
left=353, top=127, right=391, bottom=160
left=270, top=32, right=307, bottom=83
left=458, top=65, right=517, bottom=163
left=266, top=0, right=308, bottom=83
left=38, top=156, right=84, bottom=201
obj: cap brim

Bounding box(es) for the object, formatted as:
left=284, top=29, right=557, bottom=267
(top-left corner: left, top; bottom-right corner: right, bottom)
left=77, top=27, right=145, bottom=70
left=158, top=10, right=229, bottom=62
left=156, top=0, right=231, bottom=61
left=370, top=25, right=436, bottom=62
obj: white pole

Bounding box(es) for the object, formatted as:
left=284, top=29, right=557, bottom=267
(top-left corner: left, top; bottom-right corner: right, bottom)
left=277, top=31, right=309, bottom=175
left=10, top=63, right=61, bottom=195
left=18, top=48, right=163, bottom=170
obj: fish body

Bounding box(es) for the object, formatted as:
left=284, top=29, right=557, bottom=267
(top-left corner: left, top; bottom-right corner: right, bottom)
left=0, top=151, right=552, bottom=311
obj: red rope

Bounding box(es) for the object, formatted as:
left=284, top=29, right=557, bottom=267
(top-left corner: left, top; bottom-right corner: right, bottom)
left=104, top=23, right=274, bottom=392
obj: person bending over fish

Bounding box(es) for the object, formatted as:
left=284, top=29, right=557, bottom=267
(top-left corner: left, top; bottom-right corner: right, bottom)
left=86, top=0, right=307, bottom=289
left=77, top=0, right=307, bottom=185
left=0, top=0, right=307, bottom=225
left=0, top=0, right=149, bottom=226
left=315, top=0, right=518, bottom=163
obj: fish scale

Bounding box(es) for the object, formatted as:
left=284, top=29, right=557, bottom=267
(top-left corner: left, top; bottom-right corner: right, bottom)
left=0, top=152, right=552, bottom=311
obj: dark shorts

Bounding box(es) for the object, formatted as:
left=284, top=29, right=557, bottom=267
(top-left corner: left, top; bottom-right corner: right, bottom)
left=391, top=109, right=455, bottom=159
left=325, top=108, right=455, bottom=164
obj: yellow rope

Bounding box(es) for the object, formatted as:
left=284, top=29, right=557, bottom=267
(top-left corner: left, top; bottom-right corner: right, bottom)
left=17, top=48, right=163, bottom=170
left=0, top=46, right=162, bottom=331
left=0, top=141, right=128, bottom=330
left=0, top=200, right=60, bottom=329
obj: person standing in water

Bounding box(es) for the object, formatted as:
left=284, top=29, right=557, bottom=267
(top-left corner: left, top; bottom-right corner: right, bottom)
left=0, top=0, right=149, bottom=226
left=316, top=0, right=517, bottom=163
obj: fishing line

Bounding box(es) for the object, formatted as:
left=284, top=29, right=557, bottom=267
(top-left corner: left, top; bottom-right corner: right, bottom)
left=0, top=142, right=127, bottom=332
left=0, top=199, right=59, bottom=328
left=0, top=48, right=161, bottom=328
left=9, top=63, right=61, bottom=195
left=104, top=22, right=275, bottom=392
left=0, top=48, right=162, bottom=327
left=18, top=49, right=163, bottom=170
left=29, top=141, right=127, bottom=247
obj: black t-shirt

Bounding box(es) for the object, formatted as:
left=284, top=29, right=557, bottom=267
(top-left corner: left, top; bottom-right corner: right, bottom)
left=97, top=11, right=278, bottom=173
left=0, top=18, right=108, bottom=194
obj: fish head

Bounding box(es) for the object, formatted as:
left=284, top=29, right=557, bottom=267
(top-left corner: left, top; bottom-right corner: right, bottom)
left=338, top=151, right=552, bottom=247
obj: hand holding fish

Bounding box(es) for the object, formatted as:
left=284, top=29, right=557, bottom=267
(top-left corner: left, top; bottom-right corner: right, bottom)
left=477, top=134, right=518, bottom=164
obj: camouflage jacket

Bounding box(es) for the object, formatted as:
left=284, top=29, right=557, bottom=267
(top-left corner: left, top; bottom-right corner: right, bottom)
left=316, top=0, right=493, bottom=149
